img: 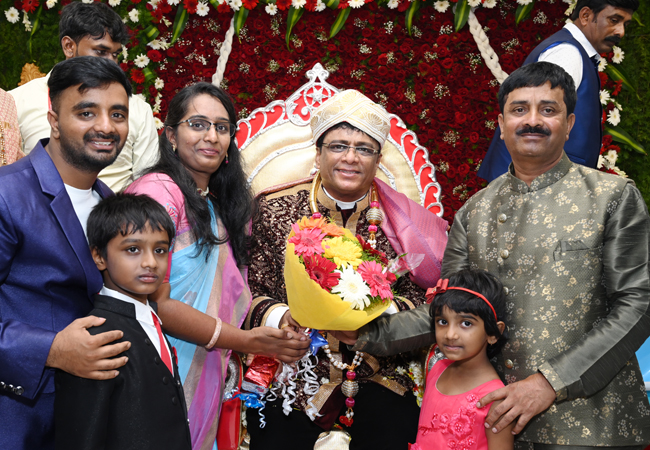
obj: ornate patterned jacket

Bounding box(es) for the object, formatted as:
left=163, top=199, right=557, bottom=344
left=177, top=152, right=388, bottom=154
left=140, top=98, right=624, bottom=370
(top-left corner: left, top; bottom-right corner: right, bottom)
left=357, top=154, right=650, bottom=446
left=246, top=179, right=425, bottom=428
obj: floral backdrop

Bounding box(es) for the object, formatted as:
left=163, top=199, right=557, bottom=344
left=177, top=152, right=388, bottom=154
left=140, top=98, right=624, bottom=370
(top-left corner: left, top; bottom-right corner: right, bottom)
left=1, top=0, right=645, bottom=222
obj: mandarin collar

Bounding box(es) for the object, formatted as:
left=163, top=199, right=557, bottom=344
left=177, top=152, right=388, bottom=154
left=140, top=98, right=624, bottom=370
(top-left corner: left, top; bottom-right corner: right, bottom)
left=506, top=152, right=573, bottom=193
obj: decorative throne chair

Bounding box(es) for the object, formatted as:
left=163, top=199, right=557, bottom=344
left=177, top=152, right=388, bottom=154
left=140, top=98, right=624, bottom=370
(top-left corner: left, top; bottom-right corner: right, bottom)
left=235, top=62, right=444, bottom=217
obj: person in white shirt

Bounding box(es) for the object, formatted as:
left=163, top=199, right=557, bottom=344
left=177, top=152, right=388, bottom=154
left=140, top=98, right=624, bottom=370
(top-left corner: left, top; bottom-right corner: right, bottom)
left=478, top=0, right=638, bottom=182
left=10, top=2, right=159, bottom=192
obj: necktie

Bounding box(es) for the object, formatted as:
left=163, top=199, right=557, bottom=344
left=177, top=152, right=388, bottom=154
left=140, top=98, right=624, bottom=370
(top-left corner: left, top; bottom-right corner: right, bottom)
left=151, top=312, right=173, bottom=375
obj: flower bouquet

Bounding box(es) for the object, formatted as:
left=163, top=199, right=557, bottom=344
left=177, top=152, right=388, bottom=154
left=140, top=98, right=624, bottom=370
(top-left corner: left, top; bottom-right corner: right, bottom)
left=284, top=215, right=416, bottom=331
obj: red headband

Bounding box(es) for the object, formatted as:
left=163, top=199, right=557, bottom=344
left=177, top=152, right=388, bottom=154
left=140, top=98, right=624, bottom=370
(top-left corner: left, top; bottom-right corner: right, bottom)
left=425, top=278, right=497, bottom=321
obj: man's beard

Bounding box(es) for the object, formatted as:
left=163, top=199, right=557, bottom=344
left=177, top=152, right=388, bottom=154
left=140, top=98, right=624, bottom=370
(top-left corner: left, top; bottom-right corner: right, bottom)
left=59, top=130, right=123, bottom=174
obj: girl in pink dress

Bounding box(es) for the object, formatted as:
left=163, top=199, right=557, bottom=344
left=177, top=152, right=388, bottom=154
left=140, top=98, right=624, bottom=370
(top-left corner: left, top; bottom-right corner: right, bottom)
left=411, top=269, right=514, bottom=450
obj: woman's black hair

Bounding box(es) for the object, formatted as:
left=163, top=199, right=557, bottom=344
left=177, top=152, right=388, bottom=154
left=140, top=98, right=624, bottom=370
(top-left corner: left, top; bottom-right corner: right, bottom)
left=429, top=269, right=508, bottom=358
left=144, top=82, right=254, bottom=266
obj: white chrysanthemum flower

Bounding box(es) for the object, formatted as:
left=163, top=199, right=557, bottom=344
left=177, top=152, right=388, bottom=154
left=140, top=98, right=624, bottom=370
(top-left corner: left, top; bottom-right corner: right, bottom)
left=597, top=154, right=605, bottom=169
left=598, top=57, right=607, bottom=72
left=349, top=0, right=364, bottom=8
left=134, top=54, right=150, bottom=68
left=229, top=0, right=242, bottom=11
left=387, top=0, right=400, bottom=9
left=148, top=0, right=160, bottom=8
left=121, top=46, right=128, bottom=59
left=612, top=46, right=624, bottom=64
left=148, top=39, right=162, bottom=50
left=315, top=0, right=326, bottom=11
left=395, top=366, right=406, bottom=375
left=154, top=79, right=164, bottom=91
left=265, top=3, right=278, bottom=15
left=599, top=89, right=610, bottom=105
left=607, top=107, right=621, bottom=126
left=292, top=0, right=306, bottom=8
left=613, top=167, right=627, bottom=177
left=483, top=0, right=496, bottom=7
left=22, top=11, right=32, bottom=31
left=468, top=0, right=480, bottom=7
left=196, top=1, right=209, bottom=16
left=615, top=102, right=623, bottom=111
left=154, top=117, right=164, bottom=130
left=46, top=0, right=57, bottom=9
left=167, top=0, right=180, bottom=5
left=331, top=265, right=371, bottom=311
left=517, top=0, right=533, bottom=4
left=604, top=149, right=618, bottom=165
left=433, top=0, right=449, bottom=12
left=128, top=9, right=139, bottom=22
left=5, top=7, right=19, bottom=23
left=109, top=0, right=121, bottom=6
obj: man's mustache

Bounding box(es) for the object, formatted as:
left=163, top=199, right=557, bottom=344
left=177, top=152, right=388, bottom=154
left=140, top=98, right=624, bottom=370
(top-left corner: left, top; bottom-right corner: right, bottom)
left=605, top=35, right=621, bottom=45
left=84, top=132, right=121, bottom=147
left=516, top=125, right=551, bottom=136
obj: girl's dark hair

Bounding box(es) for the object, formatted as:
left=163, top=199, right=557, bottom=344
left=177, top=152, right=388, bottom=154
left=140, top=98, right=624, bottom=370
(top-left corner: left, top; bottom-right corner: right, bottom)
left=88, top=193, right=176, bottom=259
left=430, top=269, right=508, bottom=358
left=144, top=82, right=254, bottom=266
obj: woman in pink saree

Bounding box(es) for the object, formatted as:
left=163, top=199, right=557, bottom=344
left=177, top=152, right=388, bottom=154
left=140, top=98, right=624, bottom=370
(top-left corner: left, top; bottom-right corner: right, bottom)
left=127, top=82, right=307, bottom=450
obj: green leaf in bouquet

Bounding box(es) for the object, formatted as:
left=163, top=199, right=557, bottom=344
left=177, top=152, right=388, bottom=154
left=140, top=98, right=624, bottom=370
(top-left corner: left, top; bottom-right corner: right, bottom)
left=235, top=6, right=250, bottom=36
left=405, top=0, right=421, bottom=37
left=515, top=2, right=534, bottom=25
left=141, top=25, right=160, bottom=43
left=286, top=6, right=304, bottom=48
left=604, top=126, right=647, bottom=155
left=453, top=0, right=470, bottom=32
left=325, top=0, right=340, bottom=9
left=605, top=64, right=639, bottom=99
left=170, top=5, right=189, bottom=44
left=632, top=10, right=643, bottom=26
left=329, top=7, right=350, bottom=39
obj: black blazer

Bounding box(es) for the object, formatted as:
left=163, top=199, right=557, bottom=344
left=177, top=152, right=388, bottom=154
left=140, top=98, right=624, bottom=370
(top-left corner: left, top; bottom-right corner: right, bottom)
left=54, top=295, right=192, bottom=450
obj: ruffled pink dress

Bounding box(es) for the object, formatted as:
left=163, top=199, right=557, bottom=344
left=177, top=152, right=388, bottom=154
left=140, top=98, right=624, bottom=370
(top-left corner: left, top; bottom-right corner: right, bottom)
left=410, top=359, right=504, bottom=450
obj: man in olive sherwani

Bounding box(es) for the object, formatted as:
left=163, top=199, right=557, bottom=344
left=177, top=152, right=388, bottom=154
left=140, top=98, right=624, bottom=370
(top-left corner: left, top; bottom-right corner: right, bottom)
left=349, top=62, right=650, bottom=449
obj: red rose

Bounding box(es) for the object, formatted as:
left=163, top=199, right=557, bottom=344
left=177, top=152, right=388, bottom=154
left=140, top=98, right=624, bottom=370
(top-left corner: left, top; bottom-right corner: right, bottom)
left=184, top=0, right=197, bottom=13
left=378, top=53, right=388, bottom=65
left=455, top=112, right=467, bottom=125
left=147, top=50, right=163, bottom=62
left=441, top=58, right=453, bottom=69
left=377, top=66, right=388, bottom=77
left=436, top=35, right=450, bottom=47
left=469, top=132, right=479, bottom=144
left=217, top=2, right=230, bottom=12
left=131, top=69, right=145, bottom=84
left=598, top=72, right=608, bottom=85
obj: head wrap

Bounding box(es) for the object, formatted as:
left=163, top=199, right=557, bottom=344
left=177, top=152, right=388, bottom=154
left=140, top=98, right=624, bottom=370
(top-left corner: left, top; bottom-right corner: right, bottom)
left=310, top=89, right=391, bottom=149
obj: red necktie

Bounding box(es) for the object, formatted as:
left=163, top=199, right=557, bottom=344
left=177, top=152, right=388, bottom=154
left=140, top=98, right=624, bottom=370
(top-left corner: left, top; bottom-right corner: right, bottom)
left=151, top=312, right=173, bottom=375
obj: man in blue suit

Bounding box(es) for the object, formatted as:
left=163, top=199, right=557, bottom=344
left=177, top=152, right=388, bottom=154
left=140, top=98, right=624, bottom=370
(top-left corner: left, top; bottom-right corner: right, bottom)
left=0, top=56, right=132, bottom=449
left=478, top=0, right=638, bottom=182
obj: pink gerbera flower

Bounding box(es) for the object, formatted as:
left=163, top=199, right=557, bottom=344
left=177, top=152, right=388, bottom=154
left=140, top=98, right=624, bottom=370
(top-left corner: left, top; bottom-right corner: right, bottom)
left=357, top=261, right=393, bottom=299
left=289, top=224, right=326, bottom=257
left=303, top=254, right=340, bottom=291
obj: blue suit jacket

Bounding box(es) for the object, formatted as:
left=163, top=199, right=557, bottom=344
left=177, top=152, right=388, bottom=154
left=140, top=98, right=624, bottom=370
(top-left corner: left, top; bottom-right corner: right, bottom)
left=478, top=28, right=602, bottom=182
left=0, top=140, right=112, bottom=450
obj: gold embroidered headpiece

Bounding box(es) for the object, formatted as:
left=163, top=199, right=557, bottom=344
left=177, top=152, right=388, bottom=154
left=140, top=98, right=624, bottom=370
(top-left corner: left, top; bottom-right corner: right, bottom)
left=310, top=89, right=391, bottom=149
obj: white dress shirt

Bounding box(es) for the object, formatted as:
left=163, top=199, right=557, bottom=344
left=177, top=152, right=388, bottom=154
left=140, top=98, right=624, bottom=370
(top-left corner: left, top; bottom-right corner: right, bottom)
left=538, top=23, right=600, bottom=91
left=100, top=286, right=174, bottom=376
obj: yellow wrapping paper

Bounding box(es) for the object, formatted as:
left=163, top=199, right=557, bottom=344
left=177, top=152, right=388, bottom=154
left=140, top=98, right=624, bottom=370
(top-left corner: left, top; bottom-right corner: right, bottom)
left=284, top=241, right=390, bottom=331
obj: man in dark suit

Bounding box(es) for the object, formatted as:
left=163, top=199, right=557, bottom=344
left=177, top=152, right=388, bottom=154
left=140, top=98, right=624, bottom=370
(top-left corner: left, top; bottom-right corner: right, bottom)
left=478, top=0, right=638, bottom=182
left=0, top=56, right=132, bottom=450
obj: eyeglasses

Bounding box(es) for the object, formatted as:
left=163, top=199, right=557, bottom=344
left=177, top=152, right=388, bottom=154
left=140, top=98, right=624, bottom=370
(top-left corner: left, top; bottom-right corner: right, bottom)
left=321, top=143, right=380, bottom=158
left=174, top=119, right=236, bottom=137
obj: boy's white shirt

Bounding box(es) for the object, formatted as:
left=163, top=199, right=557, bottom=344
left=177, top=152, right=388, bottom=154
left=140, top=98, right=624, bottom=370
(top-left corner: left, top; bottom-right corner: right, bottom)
left=99, top=286, right=174, bottom=376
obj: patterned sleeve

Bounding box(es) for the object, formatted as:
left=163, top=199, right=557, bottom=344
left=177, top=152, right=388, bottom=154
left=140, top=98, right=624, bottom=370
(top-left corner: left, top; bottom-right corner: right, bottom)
left=245, top=195, right=293, bottom=329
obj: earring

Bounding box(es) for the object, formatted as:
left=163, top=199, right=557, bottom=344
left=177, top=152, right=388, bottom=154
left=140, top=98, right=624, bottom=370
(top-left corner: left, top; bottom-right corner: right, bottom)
left=225, top=153, right=229, bottom=164
left=172, top=144, right=177, bottom=153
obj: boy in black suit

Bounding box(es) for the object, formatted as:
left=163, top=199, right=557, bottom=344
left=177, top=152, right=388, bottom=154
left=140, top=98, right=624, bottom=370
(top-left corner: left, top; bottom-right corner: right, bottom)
left=55, top=193, right=192, bottom=450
